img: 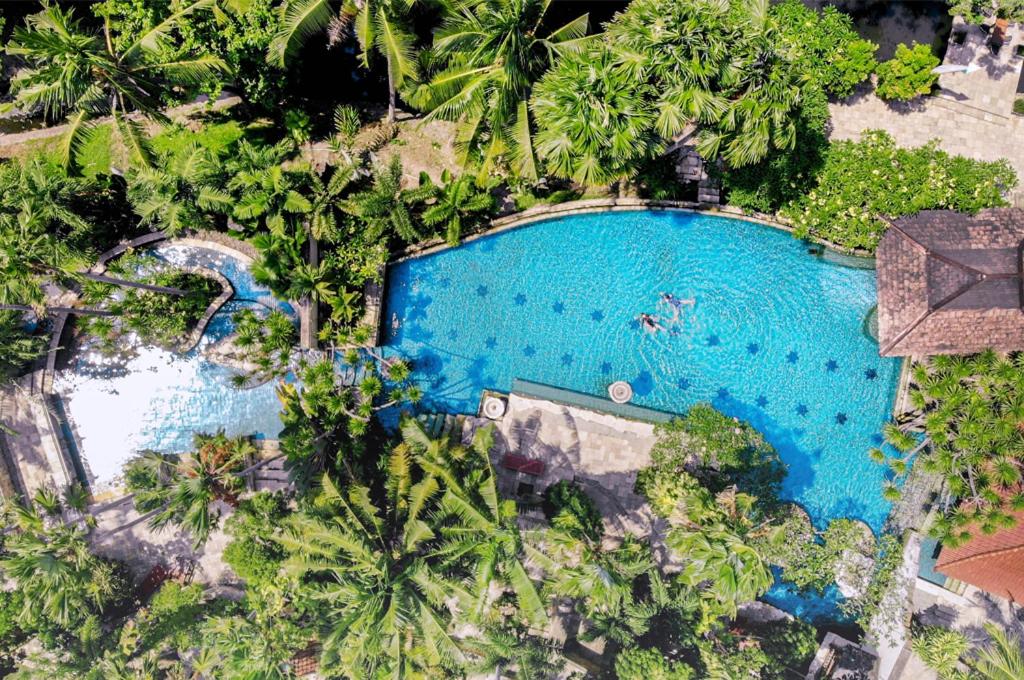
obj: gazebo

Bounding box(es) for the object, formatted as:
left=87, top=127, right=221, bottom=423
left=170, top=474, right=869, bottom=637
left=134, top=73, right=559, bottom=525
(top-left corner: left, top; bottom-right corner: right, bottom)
left=875, top=209, right=1024, bottom=357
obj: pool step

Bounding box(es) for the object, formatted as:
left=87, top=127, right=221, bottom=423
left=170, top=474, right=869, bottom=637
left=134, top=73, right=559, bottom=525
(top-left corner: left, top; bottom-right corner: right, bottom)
left=415, top=413, right=461, bottom=442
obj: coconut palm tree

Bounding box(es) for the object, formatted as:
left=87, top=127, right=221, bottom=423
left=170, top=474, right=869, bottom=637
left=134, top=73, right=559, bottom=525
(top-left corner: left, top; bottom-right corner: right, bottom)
left=0, top=311, right=45, bottom=380
left=460, top=624, right=563, bottom=680
left=341, top=157, right=433, bottom=242
left=268, top=0, right=418, bottom=123
left=225, top=140, right=311, bottom=237
left=421, top=170, right=494, bottom=246
left=275, top=472, right=464, bottom=677
left=402, top=420, right=547, bottom=627
left=409, top=0, right=589, bottom=179
left=973, top=623, right=1024, bottom=680
left=4, top=1, right=226, bottom=169
left=126, top=143, right=232, bottom=235
left=145, top=431, right=255, bottom=548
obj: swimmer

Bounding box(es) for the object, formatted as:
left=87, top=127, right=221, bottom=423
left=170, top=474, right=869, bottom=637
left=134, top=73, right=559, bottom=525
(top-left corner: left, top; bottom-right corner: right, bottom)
left=660, top=293, right=695, bottom=322
left=638, top=313, right=666, bottom=334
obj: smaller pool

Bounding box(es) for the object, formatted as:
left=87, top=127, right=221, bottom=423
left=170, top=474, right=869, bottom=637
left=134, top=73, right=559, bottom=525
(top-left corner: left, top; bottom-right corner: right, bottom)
left=53, top=243, right=294, bottom=492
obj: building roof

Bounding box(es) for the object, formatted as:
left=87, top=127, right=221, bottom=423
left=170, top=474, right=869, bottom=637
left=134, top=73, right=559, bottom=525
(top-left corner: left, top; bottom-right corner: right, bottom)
left=935, top=510, right=1024, bottom=602
left=875, top=209, right=1024, bottom=356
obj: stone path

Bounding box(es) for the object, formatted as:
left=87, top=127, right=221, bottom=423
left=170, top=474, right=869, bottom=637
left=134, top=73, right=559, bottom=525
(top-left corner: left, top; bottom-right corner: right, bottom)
left=0, top=379, right=75, bottom=499
left=829, top=21, right=1024, bottom=205
left=466, top=393, right=662, bottom=544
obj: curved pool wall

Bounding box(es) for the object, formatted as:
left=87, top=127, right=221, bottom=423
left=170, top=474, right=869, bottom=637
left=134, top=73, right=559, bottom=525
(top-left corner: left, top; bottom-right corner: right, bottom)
left=383, top=210, right=901, bottom=533
left=53, top=243, right=295, bottom=492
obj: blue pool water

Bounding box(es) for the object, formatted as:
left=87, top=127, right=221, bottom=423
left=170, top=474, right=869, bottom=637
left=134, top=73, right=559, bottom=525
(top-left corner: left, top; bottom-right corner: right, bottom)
left=384, top=211, right=901, bottom=534
left=54, top=243, right=294, bottom=491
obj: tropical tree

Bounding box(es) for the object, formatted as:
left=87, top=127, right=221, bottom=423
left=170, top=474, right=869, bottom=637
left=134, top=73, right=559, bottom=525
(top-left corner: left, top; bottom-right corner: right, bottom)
left=0, top=504, right=128, bottom=632
left=268, top=0, right=418, bottom=122
left=876, top=351, right=1024, bottom=547
left=125, top=143, right=231, bottom=235
left=403, top=420, right=546, bottom=627
left=4, top=1, right=226, bottom=169
left=225, top=140, right=311, bottom=237
left=460, top=624, right=563, bottom=680
left=275, top=472, right=464, bottom=678
left=0, top=312, right=45, bottom=381
left=128, top=431, right=255, bottom=547
left=421, top=170, right=494, bottom=245
left=532, top=44, right=661, bottom=187
left=974, top=623, right=1024, bottom=680
left=409, top=0, right=590, bottom=178
left=341, top=157, right=433, bottom=242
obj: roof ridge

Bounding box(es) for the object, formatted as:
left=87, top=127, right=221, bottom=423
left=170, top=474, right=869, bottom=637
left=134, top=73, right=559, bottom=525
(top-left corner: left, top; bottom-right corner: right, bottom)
left=937, top=541, right=1024, bottom=570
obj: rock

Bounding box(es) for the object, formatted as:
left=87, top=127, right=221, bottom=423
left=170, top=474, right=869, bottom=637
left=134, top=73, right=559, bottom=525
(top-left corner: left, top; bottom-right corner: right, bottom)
left=202, top=333, right=261, bottom=378
left=836, top=548, right=875, bottom=599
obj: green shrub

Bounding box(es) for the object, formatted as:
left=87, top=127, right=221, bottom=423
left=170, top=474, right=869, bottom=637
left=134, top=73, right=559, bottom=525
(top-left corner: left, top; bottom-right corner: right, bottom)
left=0, top=590, right=26, bottom=674
left=875, top=43, right=940, bottom=101
left=760, top=619, right=820, bottom=679
left=912, top=625, right=969, bottom=680
left=772, top=0, right=878, bottom=98
left=542, top=481, right=604, bottom=541
left=615, top=647, right=694, bottom=680
left=1014, top=98, right=1024, bottom=115
left=781, top=130, right=1016, bottom=251
left=222, top=492, right=288, bottom=586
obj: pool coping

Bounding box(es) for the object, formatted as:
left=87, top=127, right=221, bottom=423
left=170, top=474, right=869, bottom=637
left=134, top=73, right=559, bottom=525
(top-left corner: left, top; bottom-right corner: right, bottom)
left=391, top=199, right=877, bottom=263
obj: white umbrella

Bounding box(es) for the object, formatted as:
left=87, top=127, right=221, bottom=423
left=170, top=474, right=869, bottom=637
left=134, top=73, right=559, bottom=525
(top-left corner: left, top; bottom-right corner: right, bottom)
left=931, top=63, right=983, bottom=74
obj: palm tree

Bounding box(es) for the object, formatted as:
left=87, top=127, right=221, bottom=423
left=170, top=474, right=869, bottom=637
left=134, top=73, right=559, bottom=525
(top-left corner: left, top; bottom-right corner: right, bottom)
left=341, top=157, right=433, bottom=242
left=421, top=170, right=494, bottom=246
left=460, top=624, right=562, bottom=680
left=306, top=162, right=358, bottom=242
left=269, top=0, right=418, bottom=123
left=531, top=44, right=660, bottom=187
left=4, top=1, right=226, bottom=169
left=126, top=143, right=232, bottom=235
left=974, top=623, right=1024, bottom=680
left=403, top=420, right=547, bottom=627
left=0, top=505, right=124, bottom=631
left=275, top=473, right=464, bottom=677
left=0, top=311, right=45, bottom=380
left=225, top=140, right=311, bottom=237
left=409, top=0, right=590, bottom=178
left=145, top=431, right=255, bottom=548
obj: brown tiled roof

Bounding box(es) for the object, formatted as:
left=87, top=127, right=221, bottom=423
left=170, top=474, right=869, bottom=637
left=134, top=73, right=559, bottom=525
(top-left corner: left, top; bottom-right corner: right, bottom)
left=876, top=209, right=1024, bottom=356
left=935, top=509, right=1024, bottom=603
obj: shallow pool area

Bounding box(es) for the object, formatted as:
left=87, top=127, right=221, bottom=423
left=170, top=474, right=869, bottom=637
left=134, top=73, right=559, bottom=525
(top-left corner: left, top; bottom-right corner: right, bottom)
left=383, top=211, right=901, bottom=534
left=53, top=243, right=294, bottom=492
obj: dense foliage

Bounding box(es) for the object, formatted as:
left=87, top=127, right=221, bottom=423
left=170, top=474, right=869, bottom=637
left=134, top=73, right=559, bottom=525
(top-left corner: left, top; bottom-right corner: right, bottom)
left=875, top=42, right=940, bottom=102
left=877, top=352, right=1024, bottom=547
left=781, top=131, right=1016, bottom=251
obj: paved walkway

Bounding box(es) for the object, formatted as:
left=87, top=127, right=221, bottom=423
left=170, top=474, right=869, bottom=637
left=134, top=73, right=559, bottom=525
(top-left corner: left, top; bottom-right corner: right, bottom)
left=829, top=21, right=1024, bottom=205
left=465, top=393, right=664, bottom=546
left=0, top=378, right=75, bottom=499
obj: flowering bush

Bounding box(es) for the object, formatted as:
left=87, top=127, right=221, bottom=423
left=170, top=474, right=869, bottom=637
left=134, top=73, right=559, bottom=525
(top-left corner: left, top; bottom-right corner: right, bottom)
left=875, top=43, right=940, bottom=101
left=780, top=131, right=1016, bottom=251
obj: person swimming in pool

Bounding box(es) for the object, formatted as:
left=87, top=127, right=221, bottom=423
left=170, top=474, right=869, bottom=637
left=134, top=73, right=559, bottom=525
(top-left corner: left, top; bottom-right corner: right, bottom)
left=638, top=313, right=666, bottom=334
left=660, top=293, right=695, bottom=322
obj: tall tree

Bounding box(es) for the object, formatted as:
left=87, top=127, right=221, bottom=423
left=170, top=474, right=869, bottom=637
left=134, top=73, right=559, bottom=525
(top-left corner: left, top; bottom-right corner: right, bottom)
left=268, top=0, right=418, bottom=122
left=409, top=0, right=589, bottom=179
left=4, top=1, right=225, bottom=169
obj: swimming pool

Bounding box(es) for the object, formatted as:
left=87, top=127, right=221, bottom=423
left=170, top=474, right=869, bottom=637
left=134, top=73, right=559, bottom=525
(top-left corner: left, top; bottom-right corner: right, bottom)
left=53, top=243, right=294, bottom=492
left=383, top=210, right=901, bottom=534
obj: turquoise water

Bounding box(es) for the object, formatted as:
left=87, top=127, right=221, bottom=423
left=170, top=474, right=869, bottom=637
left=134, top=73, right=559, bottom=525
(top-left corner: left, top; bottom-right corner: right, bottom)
left=54, top=243, right=293, bottom=492
left=384, top=211, right=900, bottom=534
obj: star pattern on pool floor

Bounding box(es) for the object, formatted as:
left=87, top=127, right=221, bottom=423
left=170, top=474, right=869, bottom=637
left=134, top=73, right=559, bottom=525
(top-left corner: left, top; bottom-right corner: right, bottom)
left=796, top=404, right=809, bottom=416
left=514, top=293, right=527, bottom=306
left=835, top=413, right=848, bottom=425
left=561, top=353, right=573, bottom=366
left=864, top=368, right=878, bottom=380
left=717, top=387, right=730, bottom=399
left=447, top=329, right=459, bottom=340
left=484, top=337, right=497, bottom=349
left=756, top=395, right=768, bottom=407
left=707, top=335, right=720, bottom=346
left=476, top=285, right=488, bottom=297
left=552, top=301, right=565, bottom=314
left=786, top=351, right=800, bottom=364
left=523, top=345, right=536, bottom=357
left=677, top=378, right=690, bottom=390
left=825, top=359, right=838, bottom=372
left=600, top=362, right=613, bottom=374
left=590, top=310, right=604, bottom=322
left=747, top=343, right=760, bottom=355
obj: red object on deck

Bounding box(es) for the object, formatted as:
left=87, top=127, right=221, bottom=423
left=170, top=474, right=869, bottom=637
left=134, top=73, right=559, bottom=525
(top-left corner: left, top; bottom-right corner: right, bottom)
left=501, top=454, right=545, bottom=476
